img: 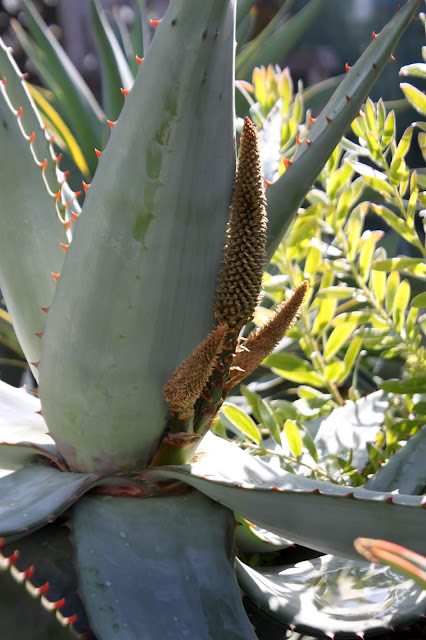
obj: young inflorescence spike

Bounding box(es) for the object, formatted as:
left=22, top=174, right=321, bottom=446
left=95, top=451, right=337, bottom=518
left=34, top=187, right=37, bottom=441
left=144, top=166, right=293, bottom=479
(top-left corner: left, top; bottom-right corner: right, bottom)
left=164, top=323, right=228, bottom=416
left=214, top=117, right=267, bottom=328
left=227, top=281, right=308, bottom=388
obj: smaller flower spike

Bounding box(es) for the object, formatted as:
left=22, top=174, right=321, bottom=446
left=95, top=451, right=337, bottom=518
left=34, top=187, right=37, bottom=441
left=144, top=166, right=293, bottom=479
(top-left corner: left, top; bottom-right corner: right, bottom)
left=214, top=117, right=267, bottom=328
left=164, top=323, right=228, bottom=417
left=226, top=281, right=308, bottom=389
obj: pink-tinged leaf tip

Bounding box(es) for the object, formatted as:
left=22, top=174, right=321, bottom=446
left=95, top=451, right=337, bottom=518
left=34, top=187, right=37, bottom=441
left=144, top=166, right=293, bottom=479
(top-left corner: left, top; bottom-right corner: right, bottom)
left=305, top=139, right=311, bottom=146
left=82, top=181, right=91, bottom=191
left=391, top=54, right=395, bottom=61
left=345, top=63, right=351, bottom=72
left=60, top=243, right=69, bottom=252
left=30, top=387, right=38, bottom=394
left=34, top=332, right=43, bottom=339
left=30, top=361, right=39, bottom=368
left=51, top=272, right=60, bottom=281
left=64, top=614, right=78, bottom=625
left=121, top=88, right=130, bottom=97
left=107, top=119, right=116, bottom=128
left=136, top=55, right=144, bottom=65
left=35, top=409, right=42, bottom=416
left=8, top=550, right=19, bottom=564
left=150, top=18, right=161, bottom=28
left=41, top=307, right=49, bottom=313
left=346, top=94, right=351, bottom=101
left=95, top=148, right=102, bottom=159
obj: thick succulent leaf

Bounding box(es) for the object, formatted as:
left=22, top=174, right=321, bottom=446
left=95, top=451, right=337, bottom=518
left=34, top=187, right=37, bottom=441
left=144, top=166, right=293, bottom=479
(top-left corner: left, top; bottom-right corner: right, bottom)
left=0, top=380, right=63, bottom=470
left=149, top=433, right=426, bottom=560
left=367, top=425, right=426, bottom=495
left=0, top=465, right=106, bottom=543
left=17, top=0, right=106, bottom=173
left=0, top=40, right=67, bottom=380
left=0, top=522, right=92, bottom=639
left=90, top=0, right=134, bottom=121
left=235, top=0, right=324, bottom=82
left=72, top=492, right=257, bottom=640
left=39, top=0, right=237, bottom=473
left=265, top=0, right=421, bottom=261
left=236, top=554, right=426, bottom=638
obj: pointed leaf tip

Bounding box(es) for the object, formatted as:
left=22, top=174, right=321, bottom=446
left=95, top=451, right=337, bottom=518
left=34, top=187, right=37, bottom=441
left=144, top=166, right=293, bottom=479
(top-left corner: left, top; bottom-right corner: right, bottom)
left=120, top=88, right=130, bottom=97
left=107, top=120, right=116, bottom=129
left=94, top=148, right=102, bottom=159
left=135, top=56, right=144, bottom=66
left=345, top=63, right=351, bottom=72
left=150, top=18, right=161, bottom=29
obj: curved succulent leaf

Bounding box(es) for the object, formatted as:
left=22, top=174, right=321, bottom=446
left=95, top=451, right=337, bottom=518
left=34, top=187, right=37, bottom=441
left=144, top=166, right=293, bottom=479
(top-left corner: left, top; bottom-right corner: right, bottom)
left=236, top=554, right=426, bottom=637
left=366, top=425, right=426, bottom=495
left=149, top=433, right=426, bottom=560
left=0, top=522, right=92, bottom=638
left=0, top=465, right=106, bottom=543
left=71, top=492, right=257, bottom=640
left=0, top=41, right=67, bottom=380
left=265, top=0, right=422, bottom=261
left=17, top=0, right=106, bottom=173
left=39, top=0, right=237, bottom=473
left=90, top=0, right=134, bottom=121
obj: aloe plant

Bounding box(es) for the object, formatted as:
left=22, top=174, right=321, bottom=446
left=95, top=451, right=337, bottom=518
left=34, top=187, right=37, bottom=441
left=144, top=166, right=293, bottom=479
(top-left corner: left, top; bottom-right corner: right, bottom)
left=0, top=1, right=425, bottom=639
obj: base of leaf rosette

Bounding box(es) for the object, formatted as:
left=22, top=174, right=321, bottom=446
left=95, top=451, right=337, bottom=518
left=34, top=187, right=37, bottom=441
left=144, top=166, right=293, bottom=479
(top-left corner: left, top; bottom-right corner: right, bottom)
left=71, top=490, right=258, bottom=640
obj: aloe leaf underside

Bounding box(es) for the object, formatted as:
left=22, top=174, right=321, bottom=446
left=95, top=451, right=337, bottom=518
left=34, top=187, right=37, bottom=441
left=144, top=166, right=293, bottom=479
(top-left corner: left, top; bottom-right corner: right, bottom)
left=72, top=492, right=257, bottom=640
left=39, top=0, right=237, bottom=473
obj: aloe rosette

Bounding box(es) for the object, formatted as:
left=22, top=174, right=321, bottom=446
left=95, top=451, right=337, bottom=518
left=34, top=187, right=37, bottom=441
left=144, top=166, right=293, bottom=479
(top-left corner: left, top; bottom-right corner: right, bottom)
left=0, top=1, right=425, bottom=639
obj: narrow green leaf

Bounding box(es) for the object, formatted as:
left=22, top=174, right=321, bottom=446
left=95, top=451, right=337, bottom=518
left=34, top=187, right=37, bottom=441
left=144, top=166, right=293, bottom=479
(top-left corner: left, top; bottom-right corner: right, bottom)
left=400, top=82, right=426, bottom=116
left=324, top=325, right=354, bottom=360
left=394, top=125, right=413, bottom=161
left=284, top=420, right=302, bottom=458
left=324, top=360, right=345, bottom=383
left=358, top=231, right=377, bottom=281
left=315, top=286, right=358, bottom=300
left=381, top=376, right=426, bottom=394
left=220, top=404, right=262, bottom=445
left=382, top=109, right=396, bottom=147
left=312, top=298, right=337, bottom=336
left=392, top=279, right=410, bottom=333
left=370, top=204, right=421, bottom=250
left=412, top=292, right=426, bottom=308
left=262, top=353, right=324, bottom=387
left=338, top=335, right=363, bottom=383
left=257, top=398, right=281, bottom=445
left=385, top=271, right=401, bottom=315
left=372, top=257, right=426, bottom=278
left=240, top=384, right=262, bottom=422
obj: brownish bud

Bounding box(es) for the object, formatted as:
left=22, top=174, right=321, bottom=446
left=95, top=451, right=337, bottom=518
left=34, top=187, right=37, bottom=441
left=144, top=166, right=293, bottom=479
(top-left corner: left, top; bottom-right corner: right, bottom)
left=228, top=281, right=308, bottom=386
left=214, top=117, right=267, bottom=327
left=164, top=323, right=228, bottom=414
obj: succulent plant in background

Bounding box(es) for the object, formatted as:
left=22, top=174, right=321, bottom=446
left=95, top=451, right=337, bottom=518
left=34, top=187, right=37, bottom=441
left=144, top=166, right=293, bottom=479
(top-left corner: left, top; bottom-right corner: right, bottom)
left=0, top=1, right=425, bottom=639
